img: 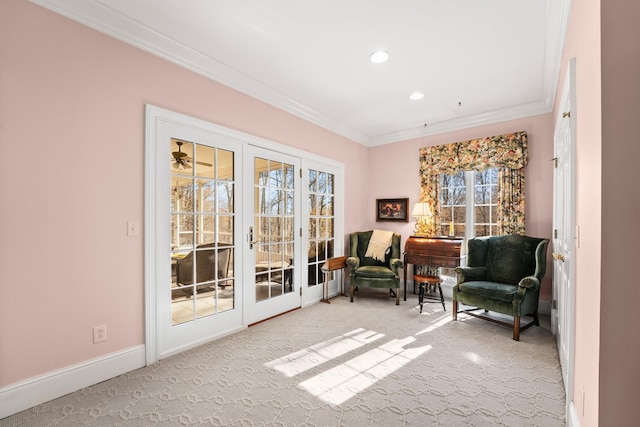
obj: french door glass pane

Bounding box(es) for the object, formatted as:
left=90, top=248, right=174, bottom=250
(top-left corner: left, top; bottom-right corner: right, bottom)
left=170, top=139, right=235, bottom=325
left=307, top=168, right=335, bottom=286
left=255, top=158, right=295, bottom=302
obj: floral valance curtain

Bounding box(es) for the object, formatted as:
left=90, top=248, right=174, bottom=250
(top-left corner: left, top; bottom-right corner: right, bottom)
left=418, top=131, right=528, bottom=236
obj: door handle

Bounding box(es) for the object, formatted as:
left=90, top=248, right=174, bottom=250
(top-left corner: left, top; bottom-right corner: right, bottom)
left=552, top=252, right=565, bottom=262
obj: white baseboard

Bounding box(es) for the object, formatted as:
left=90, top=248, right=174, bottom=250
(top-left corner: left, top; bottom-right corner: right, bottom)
left=568, top=401, right=580, bottom=427
left=0, top=345, right=146, bottom=420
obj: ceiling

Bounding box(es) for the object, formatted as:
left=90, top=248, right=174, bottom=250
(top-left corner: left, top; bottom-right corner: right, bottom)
left=32, top=0, right=570, bottom=146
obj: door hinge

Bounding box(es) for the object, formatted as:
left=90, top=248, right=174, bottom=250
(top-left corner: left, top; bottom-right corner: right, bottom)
left=552, top=300, right=557, bottom=309
left=554, top=229, right=558, bottom=239
left=300, top=227, right=302, bottom=237
left=562, top=111, right=570, bottom=118
left=299, top=287, right=302, bottom=296
left=551, top=157, right=558, bottom=168
left=300, top=168, right=302, bottom=178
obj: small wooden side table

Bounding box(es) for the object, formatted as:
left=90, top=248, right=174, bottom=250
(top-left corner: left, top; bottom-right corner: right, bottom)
left=320, top=256, right=348, bottom=303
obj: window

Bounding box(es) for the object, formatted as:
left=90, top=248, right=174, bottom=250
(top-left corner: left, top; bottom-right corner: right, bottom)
left=439, top=168, right=498, bottom=238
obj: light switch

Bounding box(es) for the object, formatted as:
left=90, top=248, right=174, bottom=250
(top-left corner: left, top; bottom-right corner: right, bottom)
left=127, top=220, right=140, bottom=237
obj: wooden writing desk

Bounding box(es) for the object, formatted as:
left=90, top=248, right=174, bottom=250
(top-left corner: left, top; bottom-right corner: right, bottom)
left=403, top=236, right=463, bottom=301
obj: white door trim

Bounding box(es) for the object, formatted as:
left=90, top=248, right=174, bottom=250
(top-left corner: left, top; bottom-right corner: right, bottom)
left=145, top=105, right=344, bottom=364
left=552, top=58, right=577, bottom=421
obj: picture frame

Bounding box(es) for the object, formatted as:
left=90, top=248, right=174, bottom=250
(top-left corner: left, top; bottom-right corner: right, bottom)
left=376, top=198, right=409, bottom=222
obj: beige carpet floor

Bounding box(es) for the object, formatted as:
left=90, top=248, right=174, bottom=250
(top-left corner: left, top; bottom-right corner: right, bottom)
left=2, top=291, right=565, bottom=426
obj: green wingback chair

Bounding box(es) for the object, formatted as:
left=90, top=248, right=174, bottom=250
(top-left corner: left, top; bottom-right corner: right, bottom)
left=346, top=230, right=403, bottom=305
left=453, top=234, right=549, bottom=341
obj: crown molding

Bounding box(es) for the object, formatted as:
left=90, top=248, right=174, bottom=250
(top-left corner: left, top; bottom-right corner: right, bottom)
left=30, top=0, right=371, bottom=144
left=367, top=100, right=553, bottom=146
left=31, top=0, right=570, bottom=148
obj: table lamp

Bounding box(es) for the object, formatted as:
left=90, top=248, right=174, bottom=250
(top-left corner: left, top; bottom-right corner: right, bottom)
left=411, top=202, right=432, bottom=236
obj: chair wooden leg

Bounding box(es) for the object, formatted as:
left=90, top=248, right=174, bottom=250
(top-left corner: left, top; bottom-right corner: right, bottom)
left=452, top=299, right=458, bottom=320
left=513, top=316, right=520, bottom=341
left=350, top=285, right=354, bottom=302
left=396, top=289, right=399, bottom=305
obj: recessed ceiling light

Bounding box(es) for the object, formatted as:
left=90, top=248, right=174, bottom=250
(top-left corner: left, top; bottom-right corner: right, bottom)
left=369, top=50, right=389, bottom=64
left=409, top=92, right=424, bottom=100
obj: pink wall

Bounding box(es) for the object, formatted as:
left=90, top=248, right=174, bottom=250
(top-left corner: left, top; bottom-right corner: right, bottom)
left=369, top=115, right=555, bottom=300
left=6, top=2, right=636, bottom=424
left=0, top=0, right=368, bottom=387
left=599, top=1, right=640, bottom=425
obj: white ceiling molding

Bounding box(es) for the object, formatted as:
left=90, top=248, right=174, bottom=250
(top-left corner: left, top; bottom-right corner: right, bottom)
left=30, top=0, right=571, bottom=147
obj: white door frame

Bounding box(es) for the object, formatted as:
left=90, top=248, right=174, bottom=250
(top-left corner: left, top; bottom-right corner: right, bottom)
left=145, top=105, right=345, bottom=364
left=552, top=58, right=577, bottom=422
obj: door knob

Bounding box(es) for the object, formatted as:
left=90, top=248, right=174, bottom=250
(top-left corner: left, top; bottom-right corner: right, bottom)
left=552, top=252, right=565, bottom=261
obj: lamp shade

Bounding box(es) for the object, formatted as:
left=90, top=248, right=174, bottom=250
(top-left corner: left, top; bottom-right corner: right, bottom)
left=411, top=202, right=432, bottom=217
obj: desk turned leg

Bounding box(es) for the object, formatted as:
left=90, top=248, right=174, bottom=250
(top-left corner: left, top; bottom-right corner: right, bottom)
left=418, top=283, right=425, bottom=313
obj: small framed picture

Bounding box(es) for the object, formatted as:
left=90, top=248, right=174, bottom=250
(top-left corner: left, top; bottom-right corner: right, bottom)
left=376, top=198, right=409, bottom=222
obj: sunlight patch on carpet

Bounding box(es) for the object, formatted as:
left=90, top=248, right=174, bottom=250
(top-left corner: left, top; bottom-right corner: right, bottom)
left=265, top=328, right=384, bottom=377
left=415, top=312, right=452, bottom=335
left=298, top=336, right=431, bottom=405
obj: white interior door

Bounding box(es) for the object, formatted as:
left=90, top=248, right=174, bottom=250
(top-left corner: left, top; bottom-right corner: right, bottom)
left=552, top=59, right=576, bottom=400
left=244, top=146, right=301, bottom=324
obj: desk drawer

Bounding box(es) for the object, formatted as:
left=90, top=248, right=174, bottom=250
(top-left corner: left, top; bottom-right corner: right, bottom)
left=405, top=254, right=461, bottom=268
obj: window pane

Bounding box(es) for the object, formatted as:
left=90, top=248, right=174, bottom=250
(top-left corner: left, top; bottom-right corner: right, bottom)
left=284, top=163, right=294, bottom=189
left=325, top=196, right=334, bottom=216
left=309, top=218, right=317, bottom=239
left=171, top=177, right=192, bottom=212
left=318, top=172, right=327, bottom=193
left=309, top=170, right=317, bottom=192
left=217, top=182, right=233, bottom=213
left=195, top=145, right=215, bottom=178
left=453, top=206, right=466, bottom=221
left=219, top=215, right=233, bottom=244
left=285, top=190, right=294, bottom=215
left=475, top=206, right=491, bottom=225
left=195, top=179, right=216, bottom=213
left=218, top=149, right=234, bottom=180
left=309, top=194, right=317, bottom=215
left=490, top=185, right=498, bottom=204
left=196, top=215, right=216, bottom=245
left=452, top=171, right=466, bottom=186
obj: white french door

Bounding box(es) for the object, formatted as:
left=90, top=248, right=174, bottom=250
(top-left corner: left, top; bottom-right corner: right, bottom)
left=146, top=106, right=345, bottom=363
left=244, top=146, right=301, bottom=324
left=147, top=107, right=244, bottom=360
left=301, top=159, right=344, bottom=305
left=552, top=59, right=576, bottom=403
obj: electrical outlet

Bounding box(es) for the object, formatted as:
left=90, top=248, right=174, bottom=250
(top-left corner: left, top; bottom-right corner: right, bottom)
left=93, top=325, right=107, bottom=343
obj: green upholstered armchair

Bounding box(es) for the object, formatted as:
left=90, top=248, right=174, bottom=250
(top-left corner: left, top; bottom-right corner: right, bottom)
left=346, top=230, right=403, bottom=305
left=453, top=235, right=549, bottom=341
